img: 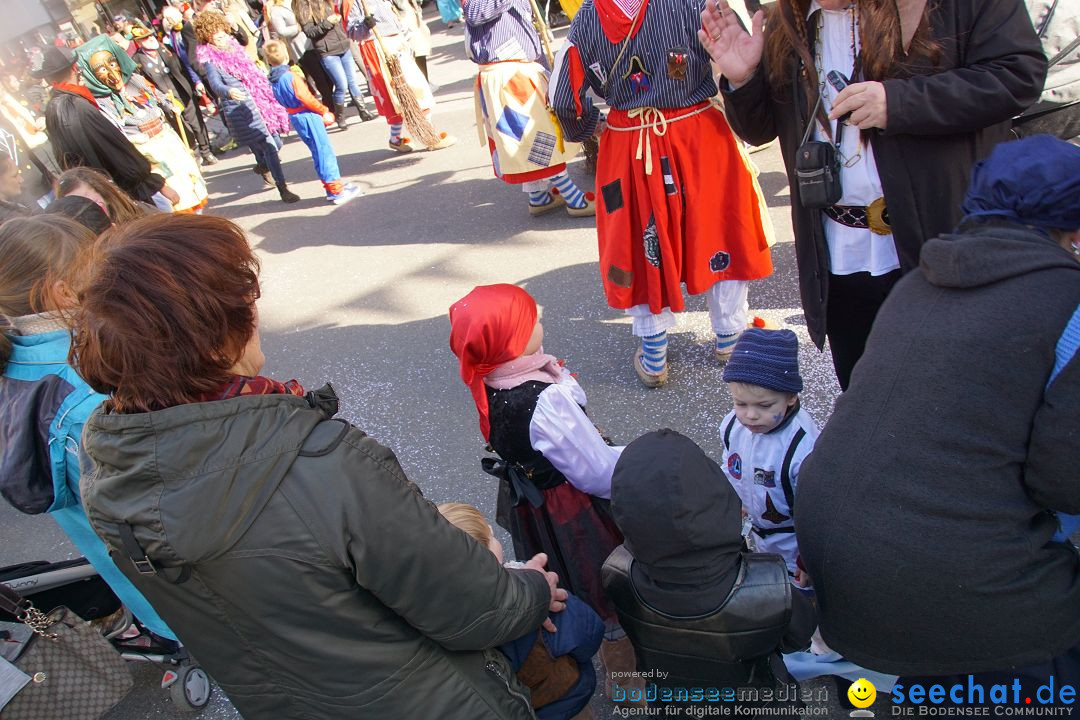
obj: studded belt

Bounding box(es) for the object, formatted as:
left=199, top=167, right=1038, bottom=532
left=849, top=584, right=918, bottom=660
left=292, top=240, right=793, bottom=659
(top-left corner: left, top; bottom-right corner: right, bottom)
left=824, top=197, right=891, bottom=236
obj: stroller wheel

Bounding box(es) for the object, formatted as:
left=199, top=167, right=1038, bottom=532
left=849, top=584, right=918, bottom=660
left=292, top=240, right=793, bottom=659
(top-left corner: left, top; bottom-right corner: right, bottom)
left=163, top=665, right=212, bottom=711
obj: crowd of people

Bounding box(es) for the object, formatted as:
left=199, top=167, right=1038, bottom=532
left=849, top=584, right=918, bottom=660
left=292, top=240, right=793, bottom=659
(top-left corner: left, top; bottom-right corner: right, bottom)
left=0, top=0, right=1078, bottom=718
left=0, top=0, right=470, bottom=212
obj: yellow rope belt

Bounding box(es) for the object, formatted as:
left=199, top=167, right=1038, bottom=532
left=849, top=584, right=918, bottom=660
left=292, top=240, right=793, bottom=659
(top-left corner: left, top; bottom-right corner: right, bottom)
left=606, top=103, right=714, bottom=175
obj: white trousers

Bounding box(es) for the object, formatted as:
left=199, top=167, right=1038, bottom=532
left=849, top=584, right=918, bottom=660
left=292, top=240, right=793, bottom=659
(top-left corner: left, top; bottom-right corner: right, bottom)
left=626, top=280, right=749, bottom=337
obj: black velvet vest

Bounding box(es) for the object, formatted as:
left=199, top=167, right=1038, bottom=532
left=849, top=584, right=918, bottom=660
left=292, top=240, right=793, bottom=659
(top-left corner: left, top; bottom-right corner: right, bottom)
left=486, top=381, right=550, bottom=465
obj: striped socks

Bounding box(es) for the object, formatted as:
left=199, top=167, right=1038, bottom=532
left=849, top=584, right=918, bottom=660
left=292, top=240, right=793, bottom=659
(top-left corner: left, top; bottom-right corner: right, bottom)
left=716, top=331, right=740, bottom=355
left=641, top=332, right=668, bottom=373
left=389, top=122, right=403, bottom=143
left=529, top=189, right=553, bottom=206
left=550, top=171, right=587, bottom=209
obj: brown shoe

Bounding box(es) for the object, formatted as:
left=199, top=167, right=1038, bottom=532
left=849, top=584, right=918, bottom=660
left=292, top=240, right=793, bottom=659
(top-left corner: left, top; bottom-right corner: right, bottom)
left=634, top=348, right=668, bottom=388
left=389, top=137, right=414, bottom=153
left=600, top=636, right=647, bottom=706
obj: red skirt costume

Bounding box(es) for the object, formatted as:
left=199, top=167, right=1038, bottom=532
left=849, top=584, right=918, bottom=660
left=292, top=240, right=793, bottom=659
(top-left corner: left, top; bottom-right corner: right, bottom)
left=549, top=0, right=773, bottom=315
left=598, top=103, right=773, bottom=313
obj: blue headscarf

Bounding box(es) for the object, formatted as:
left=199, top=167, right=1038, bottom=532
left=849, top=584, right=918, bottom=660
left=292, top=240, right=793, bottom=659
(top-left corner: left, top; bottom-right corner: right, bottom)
left=961, top=135, right=1080, bottom=231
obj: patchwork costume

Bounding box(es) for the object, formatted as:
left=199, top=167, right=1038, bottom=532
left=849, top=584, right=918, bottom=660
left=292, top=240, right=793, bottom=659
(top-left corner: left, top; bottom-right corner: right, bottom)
left=465, top=0, right=591, bottom=213
left=549, top=0, right=774, bottom=379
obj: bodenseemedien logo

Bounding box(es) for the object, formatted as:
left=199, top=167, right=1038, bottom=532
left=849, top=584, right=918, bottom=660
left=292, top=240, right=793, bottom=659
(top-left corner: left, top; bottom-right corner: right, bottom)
left=849, top=678, right=878, bottom=717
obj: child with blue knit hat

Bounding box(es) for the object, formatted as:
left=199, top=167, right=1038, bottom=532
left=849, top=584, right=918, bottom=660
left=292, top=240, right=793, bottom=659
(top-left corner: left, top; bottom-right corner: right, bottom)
left=719, top=328, right=819, bottom=579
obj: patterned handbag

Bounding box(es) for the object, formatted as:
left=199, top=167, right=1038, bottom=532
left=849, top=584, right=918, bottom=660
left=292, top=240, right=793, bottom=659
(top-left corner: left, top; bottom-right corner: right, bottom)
left=0, top=582, right=133, bottom=720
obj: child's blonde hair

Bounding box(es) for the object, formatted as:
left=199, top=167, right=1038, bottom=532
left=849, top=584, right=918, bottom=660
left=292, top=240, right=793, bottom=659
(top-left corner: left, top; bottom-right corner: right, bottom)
left=263, top=39, right=289, bottom=67
left=437, top=502, right=493, bottom=547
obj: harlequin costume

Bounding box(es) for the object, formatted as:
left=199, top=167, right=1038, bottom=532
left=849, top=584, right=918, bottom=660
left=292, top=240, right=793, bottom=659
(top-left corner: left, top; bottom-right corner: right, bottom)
left=549, top=0, right=774, bottom=384
left=464, top=0, right=594, bottom=215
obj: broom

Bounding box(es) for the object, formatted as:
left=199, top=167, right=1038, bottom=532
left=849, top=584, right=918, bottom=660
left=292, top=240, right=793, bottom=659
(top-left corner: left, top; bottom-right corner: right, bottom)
left=357, top=0, right=442, bottom=149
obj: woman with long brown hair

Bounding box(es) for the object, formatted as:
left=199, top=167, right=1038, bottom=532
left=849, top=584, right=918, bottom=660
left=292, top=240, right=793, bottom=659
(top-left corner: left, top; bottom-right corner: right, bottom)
left=295, top=0, right=370, bottom=129
left=703, top=0, right=1046, bottom=389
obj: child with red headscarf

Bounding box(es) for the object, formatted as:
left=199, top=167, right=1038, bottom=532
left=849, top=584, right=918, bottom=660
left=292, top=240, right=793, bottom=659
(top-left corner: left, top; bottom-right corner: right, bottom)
left=449, top=283, right=642, bottom=698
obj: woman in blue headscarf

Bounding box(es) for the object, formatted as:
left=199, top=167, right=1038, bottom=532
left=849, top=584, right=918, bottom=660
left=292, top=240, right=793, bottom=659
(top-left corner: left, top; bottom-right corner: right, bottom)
left=795, top=135, right=1080, bottom=699
left=75, top=35, right=208, bottom=213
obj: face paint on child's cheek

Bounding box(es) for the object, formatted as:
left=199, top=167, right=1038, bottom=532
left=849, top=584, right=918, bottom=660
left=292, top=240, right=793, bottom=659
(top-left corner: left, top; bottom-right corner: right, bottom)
left=773, top=413, right=784, bottom=425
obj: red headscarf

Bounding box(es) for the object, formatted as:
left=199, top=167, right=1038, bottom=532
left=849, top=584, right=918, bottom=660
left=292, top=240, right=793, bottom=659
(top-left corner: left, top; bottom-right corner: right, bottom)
left=449, top=284, right=538, bottom=441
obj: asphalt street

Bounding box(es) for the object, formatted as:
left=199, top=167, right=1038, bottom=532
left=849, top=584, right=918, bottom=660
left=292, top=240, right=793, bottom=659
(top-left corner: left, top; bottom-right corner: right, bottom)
left=0, top=10, right=872, bottom=719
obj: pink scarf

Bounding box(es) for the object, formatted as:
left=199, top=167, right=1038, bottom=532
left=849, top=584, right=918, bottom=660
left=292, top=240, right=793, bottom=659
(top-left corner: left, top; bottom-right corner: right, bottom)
left=196, top=39, right=290, bottom=136
left=484, top=348, right=564, bottom=390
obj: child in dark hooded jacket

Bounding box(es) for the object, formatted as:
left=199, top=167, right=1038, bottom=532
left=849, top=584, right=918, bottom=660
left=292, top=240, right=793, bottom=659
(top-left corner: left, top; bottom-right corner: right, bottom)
left=603, top=429, right=816, bottom=711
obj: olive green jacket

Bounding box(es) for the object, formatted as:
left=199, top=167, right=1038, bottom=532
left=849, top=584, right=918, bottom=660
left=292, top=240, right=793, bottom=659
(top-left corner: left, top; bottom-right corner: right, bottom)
left=80, top=387, right=548, bottom=719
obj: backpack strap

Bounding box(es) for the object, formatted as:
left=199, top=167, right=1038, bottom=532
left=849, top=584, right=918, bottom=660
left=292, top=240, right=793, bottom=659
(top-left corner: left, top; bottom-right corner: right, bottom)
left=723, top=414, right=738, bottom=452
left=779, top=428, right=807, bottom=513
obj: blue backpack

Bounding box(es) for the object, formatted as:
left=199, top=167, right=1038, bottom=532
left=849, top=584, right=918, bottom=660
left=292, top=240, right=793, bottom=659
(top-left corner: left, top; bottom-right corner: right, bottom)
left=1049, top=304, right=1080, bottom=543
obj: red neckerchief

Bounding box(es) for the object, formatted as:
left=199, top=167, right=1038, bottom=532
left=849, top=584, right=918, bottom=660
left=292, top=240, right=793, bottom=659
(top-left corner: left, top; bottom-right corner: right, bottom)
left=593, top=0, right=649, bottom=44
left=52, top=81, right=99, bottom=108
left=196, top=375, right=306, bottom=403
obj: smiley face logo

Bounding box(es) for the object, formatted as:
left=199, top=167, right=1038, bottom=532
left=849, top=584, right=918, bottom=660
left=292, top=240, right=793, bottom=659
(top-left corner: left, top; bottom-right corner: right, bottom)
left=848, top=678, right=877, bottom=709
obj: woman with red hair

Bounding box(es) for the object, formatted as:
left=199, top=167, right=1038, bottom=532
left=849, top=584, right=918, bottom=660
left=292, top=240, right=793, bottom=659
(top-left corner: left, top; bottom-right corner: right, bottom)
left=73, top=216, right=563, bottom=720
left=449, top=283, right=639, bottom=694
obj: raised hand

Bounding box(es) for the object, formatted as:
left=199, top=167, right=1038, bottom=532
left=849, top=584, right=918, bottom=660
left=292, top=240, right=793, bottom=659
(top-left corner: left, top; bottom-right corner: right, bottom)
left=698, top=0, right=765, bottom=88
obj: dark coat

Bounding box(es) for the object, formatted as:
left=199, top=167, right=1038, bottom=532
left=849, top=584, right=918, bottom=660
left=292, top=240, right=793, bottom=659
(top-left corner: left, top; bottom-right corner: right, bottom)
left=301, top=7, right=352, bottom=56
left=44, top=86, right=166, bottom=203
left=133, top=47, right=195, bottom=106
left=167, top=22, right=206, bottom=87
left=721, top=0, right=1047, bottom=348
left=795, top=220, right=1080, bottom=675
left=81, top=388, right=551, bottom=720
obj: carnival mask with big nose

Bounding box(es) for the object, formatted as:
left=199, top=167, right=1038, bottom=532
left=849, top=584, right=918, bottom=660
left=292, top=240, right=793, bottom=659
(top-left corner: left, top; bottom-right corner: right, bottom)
left=89, top=50, right=124, bottom=92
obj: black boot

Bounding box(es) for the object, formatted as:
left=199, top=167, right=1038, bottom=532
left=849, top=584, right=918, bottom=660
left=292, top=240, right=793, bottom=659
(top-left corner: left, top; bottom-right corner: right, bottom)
left=278, top=184, right=300, bottom=203
left=351, top=97, right=377, bottom=122
left=334, top=103, right=349, bottom=130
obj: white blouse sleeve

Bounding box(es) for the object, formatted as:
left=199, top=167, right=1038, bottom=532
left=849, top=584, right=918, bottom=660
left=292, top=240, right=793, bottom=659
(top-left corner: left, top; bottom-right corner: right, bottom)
left=529, top=382, right=623, bottom=499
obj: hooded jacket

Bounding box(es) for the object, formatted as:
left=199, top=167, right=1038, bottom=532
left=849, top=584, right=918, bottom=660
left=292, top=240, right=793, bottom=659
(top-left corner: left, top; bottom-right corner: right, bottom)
left=796, top=220, right=1080, bottom=675
left=0, top=325, right=173, bottom=639
left=79, top=388, right=551, bottom=719
left=605, top=430, right=815, bottom=690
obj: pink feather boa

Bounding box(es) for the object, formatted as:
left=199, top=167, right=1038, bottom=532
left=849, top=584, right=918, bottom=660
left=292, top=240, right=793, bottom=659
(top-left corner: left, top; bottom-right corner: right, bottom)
left=196, top=39, right=290, bottom=136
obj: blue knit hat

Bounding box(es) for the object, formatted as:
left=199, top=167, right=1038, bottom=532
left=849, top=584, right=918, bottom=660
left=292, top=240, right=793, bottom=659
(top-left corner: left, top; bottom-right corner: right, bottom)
left=722, top=329, right=803, bottom=394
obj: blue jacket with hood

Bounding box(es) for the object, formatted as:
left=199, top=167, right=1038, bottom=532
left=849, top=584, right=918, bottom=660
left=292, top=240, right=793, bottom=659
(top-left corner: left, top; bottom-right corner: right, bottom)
left=0, top=326, right=175, bottom=640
